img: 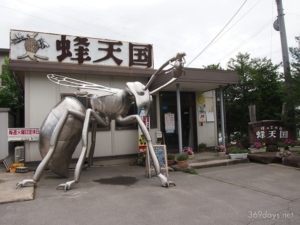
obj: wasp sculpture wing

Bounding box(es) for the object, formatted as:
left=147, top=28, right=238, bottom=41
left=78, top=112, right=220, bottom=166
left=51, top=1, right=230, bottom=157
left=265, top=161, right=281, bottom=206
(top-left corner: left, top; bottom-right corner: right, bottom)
left=47, top=74, right=119, bottom=98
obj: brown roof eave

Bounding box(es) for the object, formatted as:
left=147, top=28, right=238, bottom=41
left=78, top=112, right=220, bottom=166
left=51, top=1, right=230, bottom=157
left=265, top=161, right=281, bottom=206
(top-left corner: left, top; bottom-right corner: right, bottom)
left=8, top=60, right=156, bottom=78
left=149, top=67, right=238, bottom=91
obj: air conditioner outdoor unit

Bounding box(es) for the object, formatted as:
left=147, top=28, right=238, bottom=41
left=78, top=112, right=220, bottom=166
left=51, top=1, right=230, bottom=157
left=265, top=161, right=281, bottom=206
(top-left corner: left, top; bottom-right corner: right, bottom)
left=15, top=146, right=25, bottom=163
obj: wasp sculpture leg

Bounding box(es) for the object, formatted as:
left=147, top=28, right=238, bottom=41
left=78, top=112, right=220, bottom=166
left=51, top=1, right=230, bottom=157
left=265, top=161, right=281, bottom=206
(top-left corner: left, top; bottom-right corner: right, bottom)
left=87, top=122, right=97, bottom=167
left=57, top=109, right=109, bottom=191
left=16, top=108, right=86, bottom=188
left=116, top=115, right=175, bottom=187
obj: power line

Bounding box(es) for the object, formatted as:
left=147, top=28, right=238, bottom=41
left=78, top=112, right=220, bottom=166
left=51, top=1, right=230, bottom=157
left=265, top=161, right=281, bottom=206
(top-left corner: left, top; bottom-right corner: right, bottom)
left=186, top=0, right=248, bottom=67
left=211, top=0, right=261, bottom=46
left=0, top=0, right=183, bottom=63
left=215, top=18, right=273, bottom=64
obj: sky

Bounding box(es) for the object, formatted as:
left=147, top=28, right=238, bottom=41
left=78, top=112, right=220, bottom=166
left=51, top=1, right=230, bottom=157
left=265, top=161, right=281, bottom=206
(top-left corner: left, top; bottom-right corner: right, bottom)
left=0, top=0, right=300, bottom=69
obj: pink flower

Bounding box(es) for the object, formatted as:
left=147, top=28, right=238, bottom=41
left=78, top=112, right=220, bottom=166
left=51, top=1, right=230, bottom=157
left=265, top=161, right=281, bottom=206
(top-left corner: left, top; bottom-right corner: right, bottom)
left=215, top=145, right=227, bottom=152
left=183, top=146, right=194, bottom=155
left=253, top=142, right=262, bottom=149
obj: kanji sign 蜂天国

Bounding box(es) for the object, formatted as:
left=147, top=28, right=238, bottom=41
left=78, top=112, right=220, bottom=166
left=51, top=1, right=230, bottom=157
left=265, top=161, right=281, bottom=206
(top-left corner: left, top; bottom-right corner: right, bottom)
left=10, top=30, right=153, bottom=68
left=248, top=120, right=292, bottom=144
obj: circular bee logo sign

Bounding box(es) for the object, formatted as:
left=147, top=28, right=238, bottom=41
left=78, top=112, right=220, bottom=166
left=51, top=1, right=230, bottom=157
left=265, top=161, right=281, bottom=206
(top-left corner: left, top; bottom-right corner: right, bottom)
left=197, top=95, right=205, bottom=105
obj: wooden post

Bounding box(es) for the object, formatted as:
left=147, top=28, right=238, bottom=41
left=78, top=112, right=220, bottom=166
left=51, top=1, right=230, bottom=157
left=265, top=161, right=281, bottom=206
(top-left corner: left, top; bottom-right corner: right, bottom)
left=248, top=105, right=256, bottom=122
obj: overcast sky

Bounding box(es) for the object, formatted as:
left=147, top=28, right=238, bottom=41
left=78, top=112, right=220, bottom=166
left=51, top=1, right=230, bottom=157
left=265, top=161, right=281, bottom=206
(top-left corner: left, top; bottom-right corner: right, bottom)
left=1, top=0, right=300, bottom=69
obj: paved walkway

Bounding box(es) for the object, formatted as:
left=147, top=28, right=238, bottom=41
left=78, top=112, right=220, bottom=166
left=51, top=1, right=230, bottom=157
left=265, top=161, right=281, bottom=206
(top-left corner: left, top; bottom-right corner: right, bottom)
left=0, top=160, right=299, bottom=225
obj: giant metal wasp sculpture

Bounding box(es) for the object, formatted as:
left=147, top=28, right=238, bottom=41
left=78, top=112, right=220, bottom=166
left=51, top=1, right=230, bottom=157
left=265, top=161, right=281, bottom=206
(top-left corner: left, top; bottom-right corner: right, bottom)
left=16, top=52, right=186, bottom=191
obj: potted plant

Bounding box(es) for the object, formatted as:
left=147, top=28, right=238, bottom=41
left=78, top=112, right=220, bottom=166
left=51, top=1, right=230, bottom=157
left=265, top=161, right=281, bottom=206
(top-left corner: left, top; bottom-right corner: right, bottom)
left=277, top=142, right=287, bottom=152
left=285, top=139, right=300, bottom=151
left=276, top=149, right=292, bottom=163
left=182, top=146, right=194, bottom=156
left=176, top=154, right=189, bottom=168
left=249, top=141, right=266, bottom=153
left=214, top=145, right=227, bottom=156
left=137, top=149, right=146, bottom=166
left=198, top=143, right=206, bottom=152
left=167, top=153, right=175, bottom=166
left=267, top=145, right=278, bottom=152
left=228, top=148, right=248, bottom=159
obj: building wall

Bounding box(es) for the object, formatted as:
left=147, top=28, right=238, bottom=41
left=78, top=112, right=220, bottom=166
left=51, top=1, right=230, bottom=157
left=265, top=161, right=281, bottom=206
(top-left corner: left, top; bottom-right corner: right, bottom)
left=196, top=91, right=218, bottom=148
left=24, top=72, right=158, bottom=162
left=0, top=57, right=5, bottom=74
left=0, top=50, right=8, bottom=86
left=0, top=109, right=10, bottom=159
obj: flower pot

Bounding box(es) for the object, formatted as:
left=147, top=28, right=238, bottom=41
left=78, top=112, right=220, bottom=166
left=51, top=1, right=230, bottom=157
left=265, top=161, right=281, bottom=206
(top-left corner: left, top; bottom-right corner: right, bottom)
left=199, top=147, right=205, bottom=152
left=167, top=160, right=175, bottom=166
left=229, top=153, right=248, bottom=159
left=249, top=148, right=266, bottom=154
left=289, top=146, right=300, bottom=152
left=177, top=160, right=187, bottom=168
left=217, top=152, right=226, bottom=156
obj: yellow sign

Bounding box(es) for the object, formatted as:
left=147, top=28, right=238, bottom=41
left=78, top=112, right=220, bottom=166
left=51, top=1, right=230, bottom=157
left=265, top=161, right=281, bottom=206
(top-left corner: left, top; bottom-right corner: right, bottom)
left=197, top=95, right=205, bottom=105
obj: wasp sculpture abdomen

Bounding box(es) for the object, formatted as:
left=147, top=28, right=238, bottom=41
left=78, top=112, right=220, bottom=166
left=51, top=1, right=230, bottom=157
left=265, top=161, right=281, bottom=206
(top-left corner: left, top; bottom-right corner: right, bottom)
left=39, top=97, right=86, bottom=177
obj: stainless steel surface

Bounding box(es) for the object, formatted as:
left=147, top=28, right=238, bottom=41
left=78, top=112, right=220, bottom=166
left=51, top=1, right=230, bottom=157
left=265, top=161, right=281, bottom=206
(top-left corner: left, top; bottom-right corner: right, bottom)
left=16, top=52, right=186, bottom=190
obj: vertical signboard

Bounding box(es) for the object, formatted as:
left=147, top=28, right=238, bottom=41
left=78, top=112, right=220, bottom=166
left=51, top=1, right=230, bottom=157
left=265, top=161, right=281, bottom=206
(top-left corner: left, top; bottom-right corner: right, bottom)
left=197, top=94, right=206, bottom=123
left=164, top=113, right=175, bottom=133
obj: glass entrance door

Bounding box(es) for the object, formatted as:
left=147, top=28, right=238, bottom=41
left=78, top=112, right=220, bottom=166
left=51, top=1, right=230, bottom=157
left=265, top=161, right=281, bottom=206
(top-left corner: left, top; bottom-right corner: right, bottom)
left=160, top=92, right=196, bottom=153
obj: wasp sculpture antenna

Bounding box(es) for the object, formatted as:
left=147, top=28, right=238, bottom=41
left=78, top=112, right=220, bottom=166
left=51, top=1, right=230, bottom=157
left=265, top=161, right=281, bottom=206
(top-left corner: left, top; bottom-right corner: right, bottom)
left=16, top=52, right=186, bottom=191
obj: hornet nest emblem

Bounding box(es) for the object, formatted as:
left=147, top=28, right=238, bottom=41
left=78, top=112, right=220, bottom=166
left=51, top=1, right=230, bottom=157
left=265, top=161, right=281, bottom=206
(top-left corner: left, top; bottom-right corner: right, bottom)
left=12, top=32, right=50, bottom=60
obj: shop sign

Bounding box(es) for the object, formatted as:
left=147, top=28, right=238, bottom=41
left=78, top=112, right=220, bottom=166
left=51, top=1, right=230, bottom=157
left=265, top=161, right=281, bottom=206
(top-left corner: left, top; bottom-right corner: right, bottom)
left=164, top=113, right=175, bottom=133
left=8, top=128, right=40, bottom=142
left=197, top=94, right=206, bottom=123
left=248, top=120, right=291, bottom=144
left=10, top=29, right=153, bottom=68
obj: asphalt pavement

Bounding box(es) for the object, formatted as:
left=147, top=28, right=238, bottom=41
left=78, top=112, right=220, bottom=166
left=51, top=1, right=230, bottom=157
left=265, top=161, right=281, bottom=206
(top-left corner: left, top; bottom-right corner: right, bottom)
left=0, top=162, right=299, bottom=225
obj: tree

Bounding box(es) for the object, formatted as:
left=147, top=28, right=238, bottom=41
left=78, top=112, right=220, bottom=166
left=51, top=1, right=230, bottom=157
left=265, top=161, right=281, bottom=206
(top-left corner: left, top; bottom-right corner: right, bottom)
left=289, top=36, right=300, bottom=127
left=0, top=57, right=24, bottom=127
left=224, top=53, right=284, bottom=140
left=203, top=63, right=223, bottom=70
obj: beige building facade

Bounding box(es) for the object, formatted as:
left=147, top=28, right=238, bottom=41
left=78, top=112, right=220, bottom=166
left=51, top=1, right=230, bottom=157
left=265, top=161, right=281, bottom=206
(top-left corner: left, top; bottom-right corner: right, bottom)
left=4, top=30, right=238, bottom=162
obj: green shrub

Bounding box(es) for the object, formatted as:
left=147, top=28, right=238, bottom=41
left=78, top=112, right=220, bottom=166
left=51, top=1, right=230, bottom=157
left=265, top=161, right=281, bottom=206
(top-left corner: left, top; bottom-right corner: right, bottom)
left=198, top=143, right=206, bottom=148
left=228, top=148, right=248, bottom=154
left=176, top=154, right=189, bottom=161
left=185, top=168, right=198, bottom=174
left=167, top=153, right=175, bottom=160
left=267, top=145, right=278, bottom=152
left=277, top=142, right=286, bottom=148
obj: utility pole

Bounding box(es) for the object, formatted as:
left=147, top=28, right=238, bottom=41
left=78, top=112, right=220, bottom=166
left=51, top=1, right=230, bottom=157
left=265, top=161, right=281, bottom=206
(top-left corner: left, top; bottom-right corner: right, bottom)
left=274, top=0, right=296, bottom=139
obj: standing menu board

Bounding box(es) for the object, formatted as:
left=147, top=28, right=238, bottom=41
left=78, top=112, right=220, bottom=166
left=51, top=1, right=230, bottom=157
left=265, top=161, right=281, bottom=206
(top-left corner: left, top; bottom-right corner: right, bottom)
left=146, top=145, right=168, bottom=178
